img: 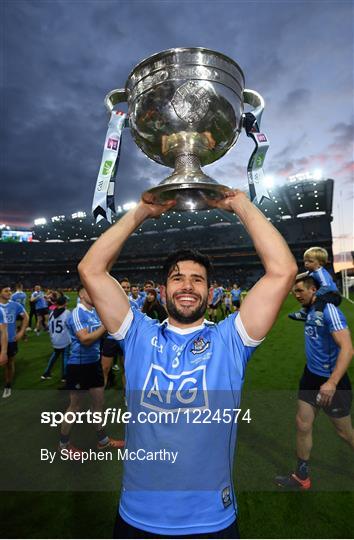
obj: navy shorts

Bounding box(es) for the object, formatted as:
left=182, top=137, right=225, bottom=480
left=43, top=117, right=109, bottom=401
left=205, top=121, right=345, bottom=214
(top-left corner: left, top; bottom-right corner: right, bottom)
left=0, top=341, right=18, bottom=358
left=298, top=365, right=352, bottom=418
left=101, top=337, right=123, bottom=358
left=66, top=361, right=104, bottom=390
left=36, top=308, right=49, bottom=317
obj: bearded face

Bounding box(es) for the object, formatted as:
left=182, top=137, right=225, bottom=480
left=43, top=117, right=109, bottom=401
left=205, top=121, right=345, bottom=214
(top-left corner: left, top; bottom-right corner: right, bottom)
left=164, top=261, right=211, bottom=325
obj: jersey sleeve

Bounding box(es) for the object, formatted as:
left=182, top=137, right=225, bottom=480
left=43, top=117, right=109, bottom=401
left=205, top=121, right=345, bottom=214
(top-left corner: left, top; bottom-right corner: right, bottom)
left=324, top=304, right=348, bottom=333
left=0, top=307, right=7, bottom=324
left=15, top=303, right=25, bottom=317
left=72, top=307, right=88, bottom=333
left=215, top=312, right=264, bottom=376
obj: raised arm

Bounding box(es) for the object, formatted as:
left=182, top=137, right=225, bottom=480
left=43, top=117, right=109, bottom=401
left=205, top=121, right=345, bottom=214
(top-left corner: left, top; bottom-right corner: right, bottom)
left=78, top=198, right=175, bottom=334
left=211, top=190, right=297, bottom=340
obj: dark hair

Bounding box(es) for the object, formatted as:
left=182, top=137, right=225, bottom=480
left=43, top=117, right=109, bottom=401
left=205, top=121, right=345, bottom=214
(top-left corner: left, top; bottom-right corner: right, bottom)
left=56, top=295, right=67, bottom=307
left=295, top=275, right=318, bottom=289
left=144, top=280, right=155, bottom=287
left=120, top=277, right=130, bottom=284
left=145, top=288, right=157, bottom=299
left=142, top=289, right=158, bottom=313
left=77, top=283, right=84, bottom=293
left=0, top=285, right=10, bottom=292
left=162, top=249, right=212, bottom=287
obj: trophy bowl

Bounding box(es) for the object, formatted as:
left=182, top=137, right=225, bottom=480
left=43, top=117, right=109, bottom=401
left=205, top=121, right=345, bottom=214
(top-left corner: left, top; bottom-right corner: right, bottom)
left=105, top=47, right=247, bottom=211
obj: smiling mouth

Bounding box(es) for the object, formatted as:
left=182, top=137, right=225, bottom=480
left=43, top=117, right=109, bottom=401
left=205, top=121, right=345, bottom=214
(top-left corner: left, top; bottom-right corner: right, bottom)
left=175, top=294, right=199, bottom=306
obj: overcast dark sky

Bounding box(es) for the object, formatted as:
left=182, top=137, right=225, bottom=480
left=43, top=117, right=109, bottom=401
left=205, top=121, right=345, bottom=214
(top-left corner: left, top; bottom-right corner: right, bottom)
left=1, top=0, right=353, bottom=252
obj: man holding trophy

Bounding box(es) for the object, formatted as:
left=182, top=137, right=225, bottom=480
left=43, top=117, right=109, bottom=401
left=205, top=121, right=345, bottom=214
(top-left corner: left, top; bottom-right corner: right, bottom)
left=82, top=49, right=297, bottom=538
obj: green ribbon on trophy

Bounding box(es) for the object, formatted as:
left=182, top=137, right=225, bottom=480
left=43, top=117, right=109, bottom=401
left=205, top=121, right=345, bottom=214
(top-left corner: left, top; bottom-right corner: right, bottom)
left=93, top=48, right=271, bottom=223
left=92, top=110, right=127, bottom=223
left=243, top=89, right=270, bottom=204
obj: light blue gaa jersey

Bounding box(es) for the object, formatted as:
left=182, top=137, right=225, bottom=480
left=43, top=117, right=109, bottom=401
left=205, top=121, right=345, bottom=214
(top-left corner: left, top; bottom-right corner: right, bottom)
left=305, top=304, right=347, bottom=377
left=231, top=288, right=241, bottom=302
left=11, top=291, right=27, bottom=306
left=111, top=308, right=262, bottom=535
left=66, top=303, right=101, bottom=364
left=0, top=301, right=25, bottom=342
left=31, top=291, right=48, bottom=309
left=310, top=267, right=338, bottom=296
left=211, top=286, right=224, bottom=305
left=129, top=294, right=144, bottom=310
left=128, top=298, right=140, bottom=311
left=0, top=306, right=7, bottom=324
left=49, top=309, right=71, bottom=349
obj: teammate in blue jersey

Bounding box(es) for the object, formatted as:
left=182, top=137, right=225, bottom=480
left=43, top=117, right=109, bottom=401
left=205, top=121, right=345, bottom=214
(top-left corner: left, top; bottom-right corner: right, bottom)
left=101, top=277, right=138, bottom=390
left=0, top=286, right=29, bottom=398
left=0, top=306, right=8, bottom=367
left=59, top=285, right=124, bottom=455
left=11, top=282, right=28, bottom=342
left=276, top=275, right=354, bottom=490
left=79, top=189, right=297, bottom=538
left=129, top=284, right=144, bottom=310
left=11, top=283, right=27, bottom=307
left=289, top=246, right=341, bottom=326
left=231, top=284, right=242, bottom=310
left=208, top=281, right=225, bottom=322
left=31, top=285, right=49, bottom=335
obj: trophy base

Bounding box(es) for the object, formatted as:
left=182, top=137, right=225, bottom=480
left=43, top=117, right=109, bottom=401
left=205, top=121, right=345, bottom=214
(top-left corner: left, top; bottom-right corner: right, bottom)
left=142, top=182, right=232, bottom=212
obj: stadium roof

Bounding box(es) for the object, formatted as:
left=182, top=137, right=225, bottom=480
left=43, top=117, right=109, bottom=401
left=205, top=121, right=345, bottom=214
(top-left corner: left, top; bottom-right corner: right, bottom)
left=28, top=178, right=333, bottom=242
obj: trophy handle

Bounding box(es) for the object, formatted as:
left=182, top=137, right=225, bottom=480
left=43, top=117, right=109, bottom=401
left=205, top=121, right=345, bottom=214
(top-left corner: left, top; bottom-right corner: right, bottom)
left=243, top=89, right=265, bottom=129
left=104, top=89, right=127, bottom=112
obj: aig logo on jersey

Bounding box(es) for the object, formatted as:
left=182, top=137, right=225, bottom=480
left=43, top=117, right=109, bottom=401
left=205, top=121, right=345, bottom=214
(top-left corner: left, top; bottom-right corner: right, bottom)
left=141, top=364, right=208, bottom=412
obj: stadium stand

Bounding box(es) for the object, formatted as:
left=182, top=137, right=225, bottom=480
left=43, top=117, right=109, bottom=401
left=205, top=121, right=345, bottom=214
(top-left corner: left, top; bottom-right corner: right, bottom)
left=0, top=178, right=335, bottom=288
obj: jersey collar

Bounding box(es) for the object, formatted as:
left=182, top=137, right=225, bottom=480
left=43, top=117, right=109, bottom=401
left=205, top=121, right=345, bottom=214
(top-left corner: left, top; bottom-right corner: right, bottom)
left=163, top=318, right=211, bottom=335
left=78, top=302, right=94, bottom=313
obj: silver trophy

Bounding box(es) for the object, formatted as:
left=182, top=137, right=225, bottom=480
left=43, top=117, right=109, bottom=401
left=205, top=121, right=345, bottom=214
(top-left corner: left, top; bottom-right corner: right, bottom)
left=104, top=47, right=266, bottom=212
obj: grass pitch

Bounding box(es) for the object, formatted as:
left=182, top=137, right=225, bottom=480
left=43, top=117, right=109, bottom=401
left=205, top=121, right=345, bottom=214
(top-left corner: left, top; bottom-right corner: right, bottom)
left=0, top=293, right=353, bottom=538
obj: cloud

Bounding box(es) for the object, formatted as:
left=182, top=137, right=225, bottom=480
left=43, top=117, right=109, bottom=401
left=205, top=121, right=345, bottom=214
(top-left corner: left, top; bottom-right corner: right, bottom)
left=329, top=121, right=354, bottom=152
left=1, top=0, right=353, bottom=232
left=281, top=89, right=311, bottom=113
